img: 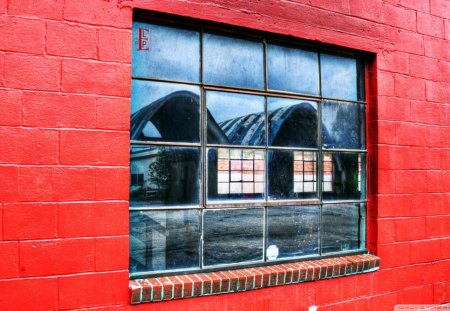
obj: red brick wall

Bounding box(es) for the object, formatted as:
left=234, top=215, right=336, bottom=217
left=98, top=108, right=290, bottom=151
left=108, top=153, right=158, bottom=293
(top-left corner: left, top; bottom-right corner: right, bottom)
left=0, top=0, right=448, bottom=310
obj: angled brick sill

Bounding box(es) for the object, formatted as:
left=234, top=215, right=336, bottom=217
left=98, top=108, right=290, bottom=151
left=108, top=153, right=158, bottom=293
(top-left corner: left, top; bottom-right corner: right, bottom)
left=129, top=253, right=380, bottom=304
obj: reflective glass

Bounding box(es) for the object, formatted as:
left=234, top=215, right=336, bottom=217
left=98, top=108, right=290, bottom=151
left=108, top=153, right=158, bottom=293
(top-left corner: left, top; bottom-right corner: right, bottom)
left=267, top=206, right=320, bottom=259
left=268, top=97, right=318, bottom=147
left=322, top=152, right=366, bottom=201
left=132, top=21, right=200, bottom=82
left=203, top=32, right=264, bottom=89
left=267, top=43, right=319, bottom=95
left=129, top=210, right=200, bottom=273
left=321, top=204, right=362, bottom=253
left=203, top=208, right=264, bottom=266
left=130, top=146, right=201, bottom=207
left=321, top=54, right=361, bottom=101
left=322, top=100, right=365, bottom=149
left=208, top=148, right=265, bottom=201
left=207, top=91, right=265, bottom=146
left=268, top=150, right=318, bottom=200
left=131, top=80, right=200, bottom=143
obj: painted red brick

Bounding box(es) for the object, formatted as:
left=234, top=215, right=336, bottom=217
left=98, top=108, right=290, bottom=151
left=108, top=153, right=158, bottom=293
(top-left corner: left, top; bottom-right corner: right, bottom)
left=378, top=242, right=411, bottom=268
left=96, top=97, right=130, bottom=130
left=3, top=53, right=60, bottom=91
left=98, top=28, right=132, bottom=62
left=433, top=281, right=450, bottom=304
left=3, top=203, right=57, bottom=240
left=22, top=92, right=96, bottom=128
left=417, top=12, right=445, bottom=38
left=378, top=96, right=411, bottom=122
left=0, top=16, right=45, bottom=54
left=0, top=241, right=19, bottom=278
left=393, top=29, right=425, bottom=55
left=369, top=292, right=398, bottom=311
left=0, top=89, right=21, bottom=126
left=95, top=167, right=129, bottom=200
left=348, top=0, right=383, bottom=22
left=95, top=236, right=129, bottom=271
left=430, top=0, right=449, bottom=18
left=47, top=21, right=97, bottom=58
left=398, top=0, right=430, bottom=12
left=378, top=51, right=409, bottom=74
left=60, top=130, right=128, bottom=165
left=0, top=166, right=19, bottom=202
left=398, top=285, right=434, bottom=304
left=58, top=202, right=128, bottom=238
left=425, top=216, right=450, bottom=238
left=426, top=81, right=449, bottom=103
left=8, top=0, right=64, bottom=20
left=19, top=238, right=95, bottom=276
left=377, top=218, right=396, bottom=244
left=377, top=145, right=411, bottom=170
left=410, top=239, right=442, bottom=264
left=424, top=37, right=450, bottom=61
left=382, top=3, right=417, bottom=31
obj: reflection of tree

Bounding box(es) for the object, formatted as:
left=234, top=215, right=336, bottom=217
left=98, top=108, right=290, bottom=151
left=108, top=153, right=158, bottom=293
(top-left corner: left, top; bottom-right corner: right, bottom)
left=148, top=148, right=172, bottom=191
left=333, top=105, right=357, bottom=146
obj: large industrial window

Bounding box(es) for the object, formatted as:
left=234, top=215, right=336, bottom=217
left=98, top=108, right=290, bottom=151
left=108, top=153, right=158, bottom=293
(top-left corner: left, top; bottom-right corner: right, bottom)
left=129, top=18, right=367, bottom=278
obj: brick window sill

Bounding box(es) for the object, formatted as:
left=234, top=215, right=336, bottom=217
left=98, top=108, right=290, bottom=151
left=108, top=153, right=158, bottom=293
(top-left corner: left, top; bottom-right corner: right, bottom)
left=129, top=253, right=380, bottom=304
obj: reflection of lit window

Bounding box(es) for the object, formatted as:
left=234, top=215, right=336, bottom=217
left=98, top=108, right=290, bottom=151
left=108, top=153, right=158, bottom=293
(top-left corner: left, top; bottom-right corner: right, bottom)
left=293, top=151, right=317, bottom=193
left=217, top=148, right=264, bottom=195
left=323, top=153, right=333, bottom=192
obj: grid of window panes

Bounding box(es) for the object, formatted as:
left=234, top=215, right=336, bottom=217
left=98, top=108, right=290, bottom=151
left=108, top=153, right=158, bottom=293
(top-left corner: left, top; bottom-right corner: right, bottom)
left=129, top=19, right=367, bottom=277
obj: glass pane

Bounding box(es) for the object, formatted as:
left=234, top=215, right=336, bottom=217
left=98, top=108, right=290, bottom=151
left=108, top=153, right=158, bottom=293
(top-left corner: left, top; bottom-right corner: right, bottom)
left=203, top=208, right=264, bottom=266
left=268, top=150, right=318, bottom=200
left=207, top=91, right=265, bottom=146
left=321, top=204, right=362, bottom=253
left=322, top=152, right=366, bottom=201
left=268, top=97, right=318, bottom=147
left=267, top=43, right=319, bottom=95
left=208, top=148, right=265, bottom=201
left=131, top=80, right=200, bottom=143
left=132, top=21, right=200, bottom=82
left=322, top=100, right=365, bottom=149
left=130, top=210, right=200, bottom=273
left=203, top=32, right=264, bottom=89
left=321, top=54, right=363, bottom=101
left=267, top=206, right=320, bottom=259
left=360, top=204, right=367, bottom=249
left=130, top=146, right=201, bottom=207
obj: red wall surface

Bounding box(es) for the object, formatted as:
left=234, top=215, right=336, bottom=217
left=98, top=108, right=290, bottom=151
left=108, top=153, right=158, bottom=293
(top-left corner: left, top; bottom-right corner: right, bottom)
left=0, top=0, right=448, bottom=310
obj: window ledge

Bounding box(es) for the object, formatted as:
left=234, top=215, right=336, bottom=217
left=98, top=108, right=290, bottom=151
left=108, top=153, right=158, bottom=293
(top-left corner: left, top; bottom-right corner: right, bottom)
left=129, top=253, right=380, bottom=304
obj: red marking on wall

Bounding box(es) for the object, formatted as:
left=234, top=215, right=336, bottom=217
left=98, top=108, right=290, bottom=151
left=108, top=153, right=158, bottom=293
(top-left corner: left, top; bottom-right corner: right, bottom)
left=138, top=27, right=151, bottom=51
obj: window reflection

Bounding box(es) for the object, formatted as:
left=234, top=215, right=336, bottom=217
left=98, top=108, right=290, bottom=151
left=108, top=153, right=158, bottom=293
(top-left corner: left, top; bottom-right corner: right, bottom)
left=203, top=208, right=264, bottom=266
left=268, top=97, right=318, bottom=148
left=132, top=22, right=200, bottom=82
left=321, top=204, right=362, bottom=253
left=203, top=32, right=264, bottom=89
left=130, top=146, right=201, bottom=207
left=267, top=43, right=319, bottom=95
left=267, top=206, right=320, bottom=259
left=130, top=210, right=200, bottom=273
left=208, top=148, right=265, bottom=201
left=207, top=91, right=265, bottom=146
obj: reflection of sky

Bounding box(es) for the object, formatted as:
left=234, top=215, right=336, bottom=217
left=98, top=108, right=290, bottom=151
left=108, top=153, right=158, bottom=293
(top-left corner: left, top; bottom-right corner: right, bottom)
left=268, top=97, right=317, bottom=112
left=207, top=91, right=264, bottom=123
left=321, top=54, right=357, bottom=100
left=267, top=44, right=319, bottom=95
left=131, top=80, right=200, bottom=114
left=322, top=101, right=361, bottom=148
left=132, top=21, right=200, bottom=82
left=203, top=33, right=264, bottom=89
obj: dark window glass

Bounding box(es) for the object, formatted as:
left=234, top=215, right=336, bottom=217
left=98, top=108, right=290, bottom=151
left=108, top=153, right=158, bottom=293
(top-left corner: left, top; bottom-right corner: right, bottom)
left=322, top=100, right=365, bottom=149
left=132, top=22, right=200, bottom=82
left=130, top=210, right=200, bottom=273
left=267, top=206, right=320, bottom=259
left=268, top=150, right=318, bottom=200
left=130, top=146, right=201, bottom=207
left=322, top=152, right=366, bottom=201
left=267, top=43, right=319, bottom=95
left=203, top=32, right=264, bottom=89
left=131, top=80, right=200, bottom=143
left=207, top=91, right=265, bottom=146
left=268, top=97, right=318, bottom=148
left=321, top=204, right=362, bottom=253
left=208, top=148, right=265, bottom=201
left=203, top=208, right=264, bottom=266
left=321, top=54, right=362, bottom=101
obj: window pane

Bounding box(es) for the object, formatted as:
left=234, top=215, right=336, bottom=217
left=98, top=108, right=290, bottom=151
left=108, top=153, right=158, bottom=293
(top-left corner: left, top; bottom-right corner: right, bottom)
left=268, top=97, right=318, bottom=147
left=130, top=146, right=201, bottom=207
left=208, top=148, right=265, bottom=201
left=269, top=150, right=318, bottom=200
left=321, top=204, right=363, bottom=253
left=130, top=210, right=200, bottom=273
left=131, top=80, right=200, bottom=143
left=322, top=100, right=365, bottom=149
left=267, top=43, right=319, bottom=95
left=267, top=206, right=320, bottom=259
left=321, top=54, right=363, bottom=101
left=207, top=91, right=265, bottom=146
left=203, top=208, right=264, bottom=266
left=203, top=32, right=264, bottom=89
left=322, top=152, right=366, bottom=201
left=132, top=21, right=200, bottom=82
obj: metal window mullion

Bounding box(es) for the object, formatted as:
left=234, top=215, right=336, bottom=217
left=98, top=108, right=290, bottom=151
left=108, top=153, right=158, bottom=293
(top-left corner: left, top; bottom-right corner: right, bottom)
left=199, top=27, right=205, bottom=270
